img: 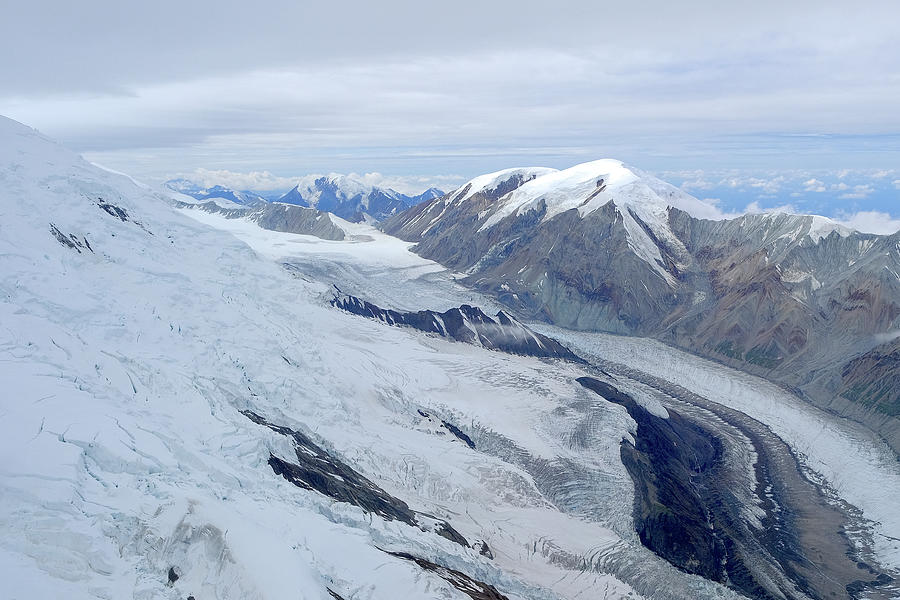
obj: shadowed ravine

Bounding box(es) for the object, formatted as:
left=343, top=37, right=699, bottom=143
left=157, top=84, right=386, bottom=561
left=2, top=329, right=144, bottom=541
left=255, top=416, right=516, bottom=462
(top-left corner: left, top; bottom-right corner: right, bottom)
left=577, top=375, right=894, bottom=600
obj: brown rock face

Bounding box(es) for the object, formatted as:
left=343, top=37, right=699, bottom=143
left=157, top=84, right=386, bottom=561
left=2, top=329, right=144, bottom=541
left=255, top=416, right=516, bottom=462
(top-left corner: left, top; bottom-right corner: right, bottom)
left=840, top=337, right=900, bottom=417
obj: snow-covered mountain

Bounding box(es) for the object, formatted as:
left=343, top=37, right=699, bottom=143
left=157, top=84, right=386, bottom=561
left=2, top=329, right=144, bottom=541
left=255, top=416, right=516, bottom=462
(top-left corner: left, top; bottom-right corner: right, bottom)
left=166, top=179, right=266, bottom=207
left=383, top=161, right=900, bottom=452
left=3, top=116, right=899, bottom=600
left=411, top=186, right=445, bottom=204
left=0, top=117, right=653, bottom=600
left=277, top=174, right=440, bottom=223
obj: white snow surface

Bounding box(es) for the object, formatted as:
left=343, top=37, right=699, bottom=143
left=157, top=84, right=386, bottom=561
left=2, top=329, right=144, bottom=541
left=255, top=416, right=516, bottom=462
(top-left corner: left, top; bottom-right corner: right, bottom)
left=475, top=160, right=722, bottom=230
left=806, top=214, right=854, bottom=241
left=1, top=116, right=666, bottom=599
left=452, top=167, right=558, bottom=204
left=193, top=160, right=900, bottom=579
left=193, top=196, right=245, bottom=209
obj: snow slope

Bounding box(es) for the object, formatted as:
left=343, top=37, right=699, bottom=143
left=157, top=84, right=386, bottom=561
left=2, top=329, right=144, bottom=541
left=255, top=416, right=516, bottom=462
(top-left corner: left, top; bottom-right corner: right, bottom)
left=0, top=118, right=674, bottom=599
left=184, top=169, right=900, bottom=595
left=277, top=174, right=421, bottom=223
left=164, top=180, right=265, bottom=206
left=416, top=160, right=856, bottom=289
left=454, top=167, right=558, bottom=204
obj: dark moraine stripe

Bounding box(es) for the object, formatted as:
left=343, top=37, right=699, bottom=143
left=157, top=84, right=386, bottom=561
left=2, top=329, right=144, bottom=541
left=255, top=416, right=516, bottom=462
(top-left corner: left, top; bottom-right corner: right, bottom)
left=577, top=375, right=893, bottom=600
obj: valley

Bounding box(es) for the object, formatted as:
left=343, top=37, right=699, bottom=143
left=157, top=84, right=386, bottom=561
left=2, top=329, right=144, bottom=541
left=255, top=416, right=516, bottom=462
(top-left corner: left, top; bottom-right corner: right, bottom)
left=190, top=202, right=900, bottom=599
left=4, top=3, right=900, bottom=599
left=1, top=117, right=898, bottom=600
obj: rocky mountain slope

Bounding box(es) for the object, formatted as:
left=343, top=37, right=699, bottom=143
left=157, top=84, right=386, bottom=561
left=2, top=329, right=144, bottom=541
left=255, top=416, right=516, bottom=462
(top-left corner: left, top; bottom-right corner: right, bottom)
left=331, top=287, right=581, bottom=361
left=175, top=199, right=348, bottom=240
left=382, top=162, right=900, bottom=452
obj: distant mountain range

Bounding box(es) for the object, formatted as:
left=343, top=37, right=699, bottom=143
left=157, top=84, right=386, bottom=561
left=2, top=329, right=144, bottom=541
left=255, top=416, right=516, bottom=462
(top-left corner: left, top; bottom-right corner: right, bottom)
left=276, top=174, right=442, bottom=222
left=383, top=161, right=900, bottom=451
left=167, top=175, right=443, bottom=223
left=165, top=179, right=267, bottom=207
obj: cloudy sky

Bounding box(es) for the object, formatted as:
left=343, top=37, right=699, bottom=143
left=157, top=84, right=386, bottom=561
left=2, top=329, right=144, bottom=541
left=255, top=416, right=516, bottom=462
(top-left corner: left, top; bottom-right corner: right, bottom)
left=2, top=1, right=899, bottom=230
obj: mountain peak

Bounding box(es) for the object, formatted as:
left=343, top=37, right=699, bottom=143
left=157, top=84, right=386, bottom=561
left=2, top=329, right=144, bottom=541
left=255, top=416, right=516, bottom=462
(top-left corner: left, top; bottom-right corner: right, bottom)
left=451, top=167, right=558, bottom=204
left=475, top=159, right=727, bottom=231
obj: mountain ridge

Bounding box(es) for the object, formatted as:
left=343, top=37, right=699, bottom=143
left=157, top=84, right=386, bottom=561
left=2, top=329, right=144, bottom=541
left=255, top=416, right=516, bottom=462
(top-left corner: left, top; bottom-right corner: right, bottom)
left=168, top=174, right=444, bottom=223
left=383, top=162, right=900, bottom=453
left=277, top=174, right=440, bottom=223
left=166, top=178, right=266, bottom=206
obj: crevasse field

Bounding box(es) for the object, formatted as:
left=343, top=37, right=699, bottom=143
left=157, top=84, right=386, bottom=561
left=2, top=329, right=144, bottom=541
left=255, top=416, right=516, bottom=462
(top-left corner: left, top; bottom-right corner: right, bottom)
left=1, top=117, right=898, bottom=599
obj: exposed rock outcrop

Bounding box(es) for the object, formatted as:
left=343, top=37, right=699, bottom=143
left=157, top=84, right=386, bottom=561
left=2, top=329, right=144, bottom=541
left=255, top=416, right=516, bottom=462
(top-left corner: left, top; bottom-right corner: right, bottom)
left=330, top=288, right=581, bottom=361
left=177, top=200, right=346, bottom=240
left=242, top=410, right=470, bottom=548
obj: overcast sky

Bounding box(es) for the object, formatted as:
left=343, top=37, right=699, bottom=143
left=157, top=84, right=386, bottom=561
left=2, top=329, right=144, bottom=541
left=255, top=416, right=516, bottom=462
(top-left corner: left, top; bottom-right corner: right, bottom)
left=2, top=1, right=898, bottom=229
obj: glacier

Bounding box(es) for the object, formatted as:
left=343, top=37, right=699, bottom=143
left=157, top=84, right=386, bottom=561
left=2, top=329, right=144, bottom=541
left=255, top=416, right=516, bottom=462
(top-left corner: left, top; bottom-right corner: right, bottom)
left=1, top=115, right=898, bottom=599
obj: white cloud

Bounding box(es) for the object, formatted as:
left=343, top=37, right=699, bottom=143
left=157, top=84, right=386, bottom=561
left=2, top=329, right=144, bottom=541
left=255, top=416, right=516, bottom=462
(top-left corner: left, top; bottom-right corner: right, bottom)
left=835, top=210, right=900, bottom=235
left=744, top=200, right=799, bottom=214
left=174, top=168, right=297, bottom=191
left=750, top=176, right=786, bottom=195
left=169, top=168, right=462, bottom=195
left=690, top=198, right=743, bottom=220
left=354, top=173, right=465, bottom=195
left=893, top=179, right=900, bottom=190
left=803, top=178, right=826, bottom=192
left=838, top=184, right=875, bottom=199
left=873, top=330, right=900, bottom=344
left=743, top=201, right=763, bottom=212
left=2, top=2, right=900, bottom=181
left=706, top=175, right=789, bottom=195
left=681, top=178, right=715, bottom=191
